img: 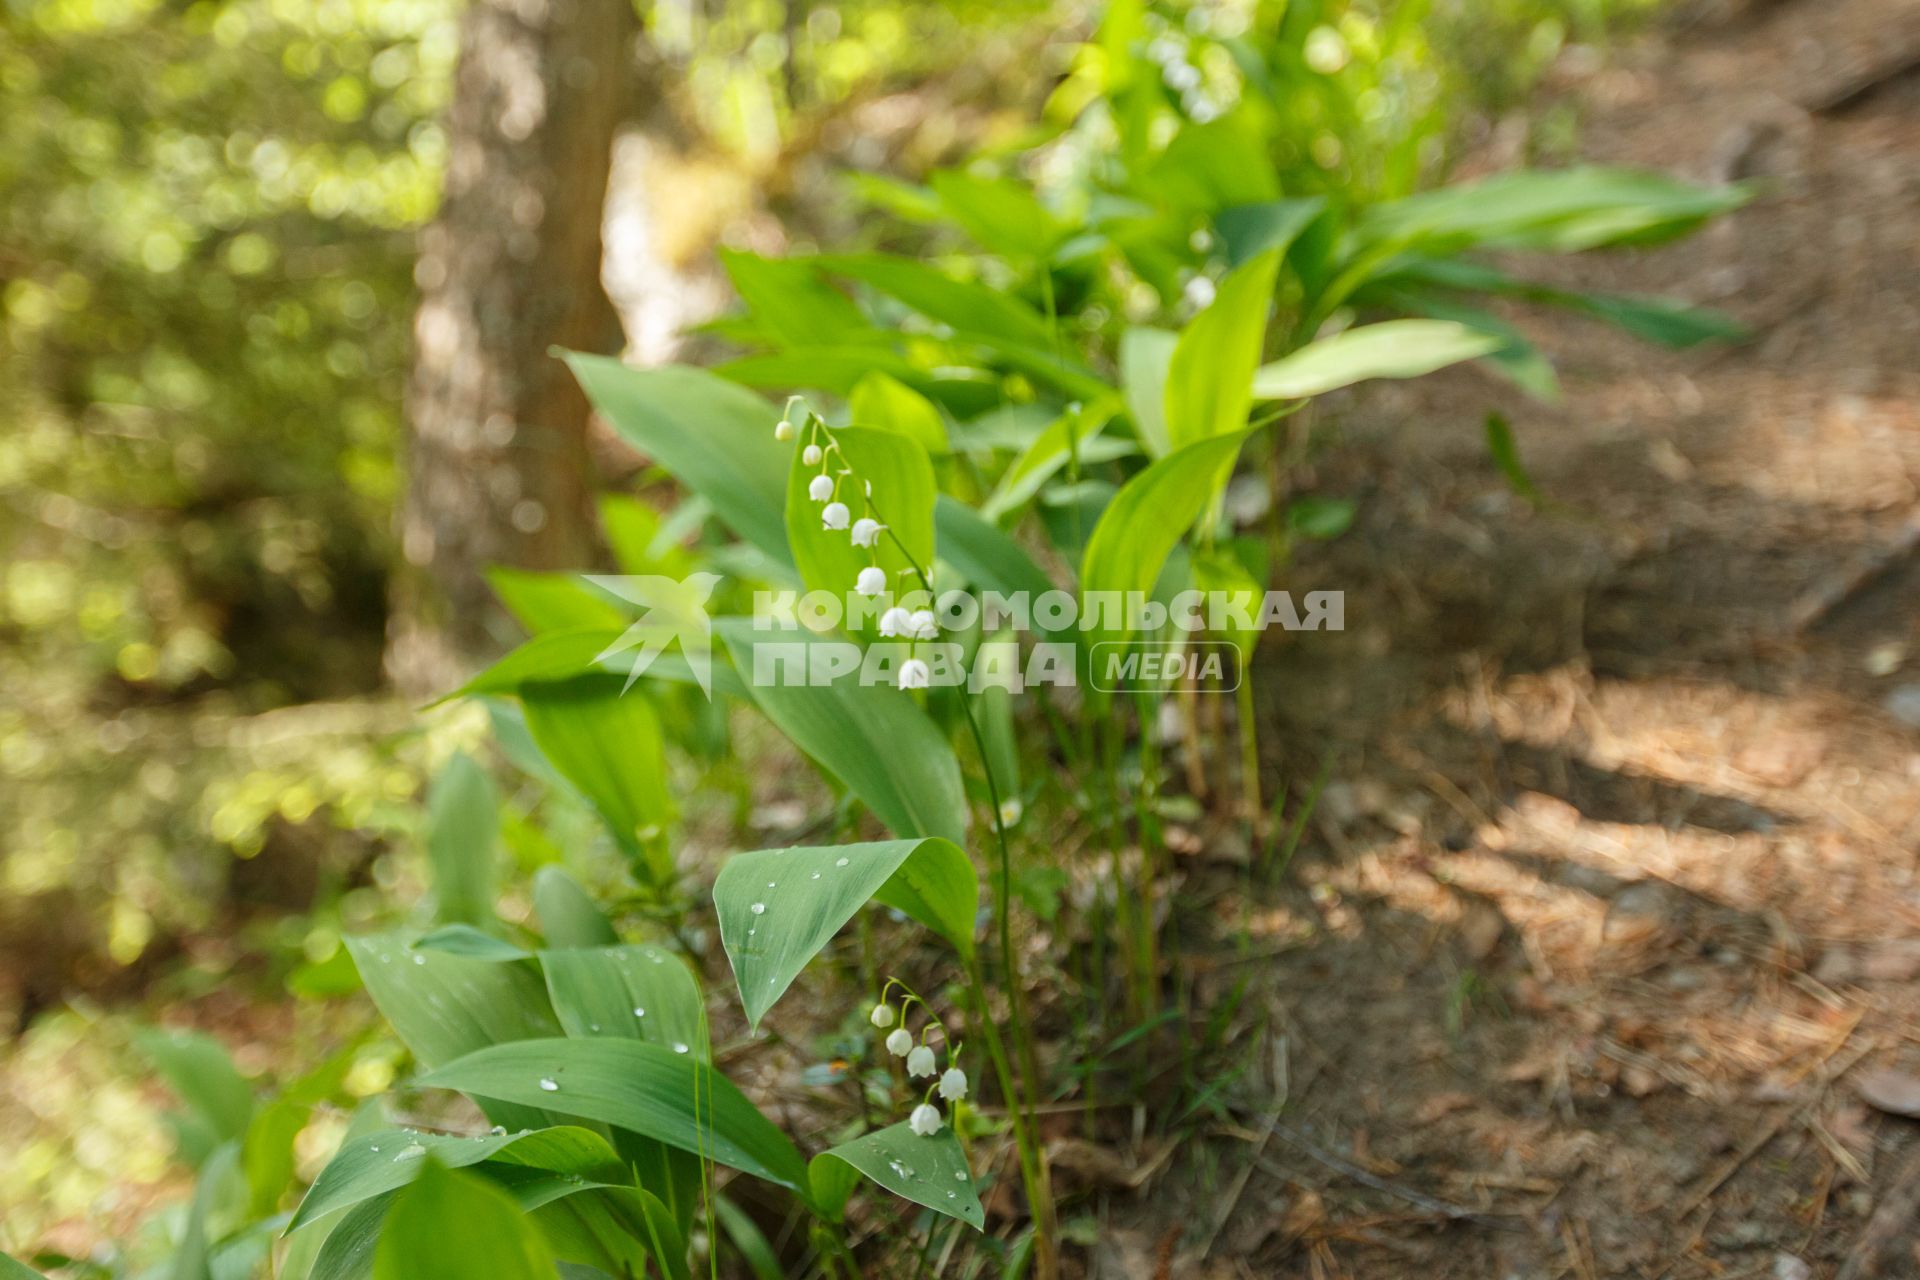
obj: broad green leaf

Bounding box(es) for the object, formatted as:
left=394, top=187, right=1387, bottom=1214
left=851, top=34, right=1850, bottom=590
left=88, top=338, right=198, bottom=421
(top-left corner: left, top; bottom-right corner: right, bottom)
left=372, top=1160, right=557, bottom=1280
left=719, top=250, right=872, bottom=349
left=243, top=1098, right=307, bottom=1219
left=712, top=1195, right=784, bottom=1280
left=714, top=839, right=978, bottom=1027
left=811, top=1121, right=983, bottom=1230
left=453, top=628, right=747, bottom=704
left=134, top=1028, right=253, bottom=1146
left=849, top=371, right=949, bottom=455
left=933, top=496, right=1057, bottom=612
left=417, top=1039, right=810, bottom=1193
left=1119, top=327, right=1176, bottom=458
left=717, top=621, right=968, bottom=845
left=1367, top=285, right=1561, bottom=402
left=785, top=425, right=936, bottom=639
left=717, top=347, right=928, bottom=397
left=171, top=1140, right=241, bottom=1280
left=290, top=1126, right=626, bottom=1234
left=929, top=170, right=1066, bottom=259
left=1354, top=167, right=1748, bottom=254
left=563, top=355, right=792, bottom=566
left=540, top=944, right=707, bottom=1062
left=1145, top=111, right=1279, bottom=213
left=598, top=494, right=691, bottom=578
left=345, top=931, right=560, bottom=1133
left=1252, top=321, right=1500, bottom=400
left=520, top=679, right=674, bottom=887
left=1079, top=431, right=1248, bottom=664
left=1165, top=251, right=1280, bottom=450
left=415, top=924, right=531, bottom=962
left=983, top=402, right=1117, bottom=520
left=426, top=752, right=497, bottom=927
left=487, top=570, right=628, bottom=634
left=1215, top=198, right=1325, bottom=268
left=817, top=253, right=1053, bottom=347
left=531, top=867, right=617, bottom=950
left=0, top=1254, right=47, bottom=1279
left=532, top=1186, right=689, bottom=1280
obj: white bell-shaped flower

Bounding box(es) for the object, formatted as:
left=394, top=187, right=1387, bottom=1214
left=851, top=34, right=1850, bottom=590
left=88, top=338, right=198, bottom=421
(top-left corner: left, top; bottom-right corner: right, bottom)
left=878, top=606, right=910, bottom=637
left=850, top=517, right=883, bottom=547
left=906, top=1045, right=936, bottom=1078
left=807, top=474, right=835, bottom=503
left=886, top=1028, right=913, bottom=1057
left=908, top=609, right=938, bottom=641
left=821, top=501, right=850, bottom=530
left=938, top=1067, right=968, bottom=1100
left=869, top=1003, right=895, bottom=1029
left=774, top=419, right=795, bottom=442
left=855, top=566, right=888, bottom=596
left=909, top=1103, right=942, bottom=1137
left=802, top=443, right=822, bottom=466
left=898, top=658, right=930, bottom=690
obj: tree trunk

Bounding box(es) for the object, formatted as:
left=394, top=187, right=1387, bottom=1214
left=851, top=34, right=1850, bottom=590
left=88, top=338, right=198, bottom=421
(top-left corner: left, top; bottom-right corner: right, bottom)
left=386, top=0, right=638, bottom=696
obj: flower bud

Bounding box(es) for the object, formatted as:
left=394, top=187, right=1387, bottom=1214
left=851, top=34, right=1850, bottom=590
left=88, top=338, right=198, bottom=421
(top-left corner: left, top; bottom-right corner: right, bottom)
left=886, top=1028, right=913, bottom=1057
left=774, top=419, right=795, bottom=442
left=938, top=1067, right=968, bottom=1100
left=807, top=474, right=835, bottom=503
left=821, top=501, right=850, bottom=530
left=907, top=1045, right=936, bottom=1078
left=802, top=443, right=822, bottom=466
left=909, top=1103, right=942, bottom=1136
left=869, top=1003, right=895, bottom=1029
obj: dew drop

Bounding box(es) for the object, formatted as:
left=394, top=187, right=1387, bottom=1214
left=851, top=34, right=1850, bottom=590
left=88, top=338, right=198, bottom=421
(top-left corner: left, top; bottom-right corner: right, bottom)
left=489, top=1126, right=507, bottom=1136
left=750, top=902, right=766, bottom=914
left=589, top=1023, right=600, bottom=1032
left=767, top=881, right=777, bottom=888
left=369, top=1146, right=380, bottom=1153
left=632, top=1007, right=645, bottom=1018
left=394, top=1143, right=426, bottom=1162
left=946, top=1191, right=956, bottom=1199
left=672, top=1042, right=689, bottom=1054
left=955, top=1171, right=967, bottom=1181
left=538, top=1077, right=560, bottom=1092
left=836, top=857, right=849, bottom=867
left=411, top=954, right=426, bottom=965
left=810, top=872, right=821, bottom=880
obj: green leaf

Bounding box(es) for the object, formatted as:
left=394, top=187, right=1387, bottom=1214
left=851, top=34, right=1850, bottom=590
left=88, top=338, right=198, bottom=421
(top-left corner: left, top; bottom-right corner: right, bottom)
left=1079, top=432, right=1249, bottom=664
left=1214, top=198, right=1325, bottom=268
left=530, top=867, right=617, bottom=950
left=717, top=346, right=929, bottom=397
left=487, top=570, right=628, bottom=634
left=243, top=1098, right=307, bottom=1218
left=786, top=425, right=936, bottom=639
left=1252, top=321, right=1501, bottom=400
left=290, top=1126, right=627, bottom=1235
left=714, top=839, right=977, bottom=1028
left=717, top=621, right=967, bottom=844
left=1484, top=412, right=1539, bottom=503
left=933, top=497, right=1057, bottom=615
left=811, top=1121, right=983, bottom=1230
left=532, top=1186, right=689, bottom=1280
left=817, top=253, right=1054, bottom=347
left=415, top=924, right=533, bottom=962
left=426, top=752, right=497, bottom=928
left=1119, top=327, right=1176, bottom=459
left=983, top=403, right=1117, bottom=520
left=345, top=931, right=560, bottom=1133
left=452, top=628, right=746, bottom=705
left=520, top=679, right=674, bottom=887
left=134, top=1028, right=254, bottom=1146
left=0, top=1254, right=48, bottom=1279
left=974, top=629, right=1022, bottom=806
left=712, top=1195, right=784, bottom=1280
left=1287, top=497, right=1357, bottom=540
left=929, top=170, right=1066, bottom=259
left=849, top=371, right=949, bottom=455
left=719, top=250, right=872, bottom=349
left=417, top=1039, right=811, bottom=1193
left=540, top=944, right=707, bottom=1062
left=563, top=355, right=792, bottom=567
left=372, top=1160, right=557, bottom=1280
left=1165, top=250, right=1280, bottom=451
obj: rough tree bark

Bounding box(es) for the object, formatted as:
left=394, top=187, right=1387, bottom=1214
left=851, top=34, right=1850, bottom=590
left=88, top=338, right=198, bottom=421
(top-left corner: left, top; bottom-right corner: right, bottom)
left=386, top=0, right=639, bottom=696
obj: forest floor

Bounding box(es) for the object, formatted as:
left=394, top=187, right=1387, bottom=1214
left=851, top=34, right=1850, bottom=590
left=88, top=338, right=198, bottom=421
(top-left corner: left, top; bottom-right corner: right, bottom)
left=1152, top=1, right=1920, bottom=1276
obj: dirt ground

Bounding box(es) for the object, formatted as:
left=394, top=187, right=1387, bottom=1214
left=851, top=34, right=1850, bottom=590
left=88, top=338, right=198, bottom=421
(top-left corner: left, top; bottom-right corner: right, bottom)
left=1145, top=2, right=1920, bottom=1276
